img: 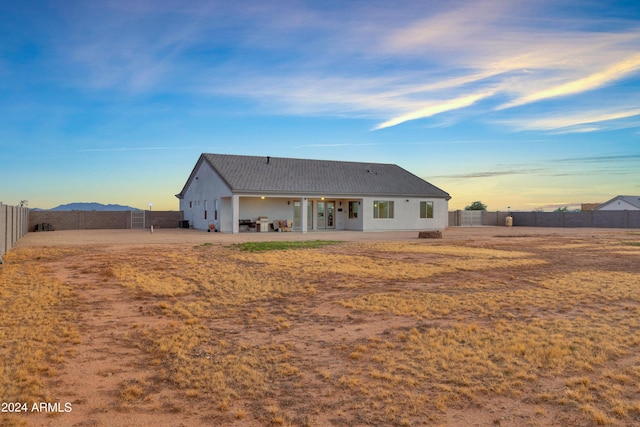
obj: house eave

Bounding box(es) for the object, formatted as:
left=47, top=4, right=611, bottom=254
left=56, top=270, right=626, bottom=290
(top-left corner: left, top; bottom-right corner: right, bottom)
left=230, top=190, right=451, bottom=199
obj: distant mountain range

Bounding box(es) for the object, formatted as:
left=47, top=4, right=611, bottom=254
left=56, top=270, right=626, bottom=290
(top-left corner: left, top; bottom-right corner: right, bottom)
left=34, top=202, right=142, bottom=211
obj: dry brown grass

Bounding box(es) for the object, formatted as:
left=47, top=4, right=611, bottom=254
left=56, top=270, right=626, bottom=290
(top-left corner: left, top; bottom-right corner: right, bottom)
left=0, top=248, right=81, bottom=427
left=2, top=232, right=639, bottom=426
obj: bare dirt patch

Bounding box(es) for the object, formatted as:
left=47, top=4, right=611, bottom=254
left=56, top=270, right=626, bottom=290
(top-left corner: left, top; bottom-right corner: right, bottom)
left=2, top=227, right=640, bottom=426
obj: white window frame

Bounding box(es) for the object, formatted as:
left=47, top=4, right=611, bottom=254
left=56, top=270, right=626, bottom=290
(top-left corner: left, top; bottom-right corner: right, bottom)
left=373, top=200, right=394, bottom=219
left=420, top=201, right=434, bottom=219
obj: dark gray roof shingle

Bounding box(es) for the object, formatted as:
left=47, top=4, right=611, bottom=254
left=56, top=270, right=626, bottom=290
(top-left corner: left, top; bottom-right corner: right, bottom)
left=181, top=153, right=450, bottom=199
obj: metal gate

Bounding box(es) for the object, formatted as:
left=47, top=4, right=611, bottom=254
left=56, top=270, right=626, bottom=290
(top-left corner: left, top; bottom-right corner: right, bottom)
left=131, top=211, right=145, bottom=229
left=460, top=210, right=484, bottom=226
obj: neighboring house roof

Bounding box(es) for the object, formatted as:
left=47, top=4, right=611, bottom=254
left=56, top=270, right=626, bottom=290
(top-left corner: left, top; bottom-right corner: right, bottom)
left=177, top=153, right=450, bottom=199
left=596, top=195, right=640, bottom=210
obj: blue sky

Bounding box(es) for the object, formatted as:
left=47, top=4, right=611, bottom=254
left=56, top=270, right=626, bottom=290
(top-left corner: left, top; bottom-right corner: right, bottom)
left=1, top=0, right=639, bottom=211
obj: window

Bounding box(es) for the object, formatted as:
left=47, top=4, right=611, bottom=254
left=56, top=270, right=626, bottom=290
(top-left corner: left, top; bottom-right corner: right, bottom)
left=348, top=201, right=358, bottom=218
left=373, top=201, right=394, bottom=219
left=420, top=201, right=434, bottom=219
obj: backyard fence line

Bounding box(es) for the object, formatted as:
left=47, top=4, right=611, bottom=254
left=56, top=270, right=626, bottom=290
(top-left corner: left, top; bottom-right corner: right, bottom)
left=0, top=204, right=30, bottom=262
left=448, top=210, right=640, bottom=228
left=29, top=210, right=184, bottom=231
left=2, top=206, right=637, bottom=260
left=448, top=210, right=510, bottom=227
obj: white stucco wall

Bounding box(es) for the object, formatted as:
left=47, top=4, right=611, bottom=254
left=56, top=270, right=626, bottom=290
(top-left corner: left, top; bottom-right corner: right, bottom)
left=342, top=200, right=363, bottom=231
left=361, top=197, right=449, bottom=231
left=219, top=197, right=233, bottom=232
left=334, top=200, right=348, bottom=230
left=179, top=160, right=233, bottom=230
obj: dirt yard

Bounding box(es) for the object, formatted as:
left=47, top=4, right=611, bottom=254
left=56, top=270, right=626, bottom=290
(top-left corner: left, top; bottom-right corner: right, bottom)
left=2, top=227, right=639, bottom=426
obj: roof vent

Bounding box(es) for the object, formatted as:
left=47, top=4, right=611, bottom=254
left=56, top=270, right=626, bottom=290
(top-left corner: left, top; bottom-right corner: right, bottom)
left=267, top=156, right=271, bottom=164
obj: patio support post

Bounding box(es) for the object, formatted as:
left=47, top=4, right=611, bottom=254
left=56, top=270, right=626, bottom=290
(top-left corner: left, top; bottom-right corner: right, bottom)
left=300, top=197, right=308, bottom=233
left=232, top=194, right=240, bottom=234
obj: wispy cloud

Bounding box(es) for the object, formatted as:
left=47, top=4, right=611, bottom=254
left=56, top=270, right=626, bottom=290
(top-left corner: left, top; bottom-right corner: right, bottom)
left=19, top=1, right=640, bottom=133
left=528, top=202, right=578, bottom=210
left=430, top=168, right=546, bottom=180
left=245, top=3, right=639, bottom=130
left=76, top=146, right=201, bottom=153
left=497, top=108, right=640, bottom=132
left=554, top=153, right=640, bottom=163
left=372, top=90, right=494, bottom=130
left=373, top=3, right=640, bottom=128
left=431, top=152, right=639, bottom=181
left=499, top=54, right=640, bottom=109
left=294, top=142, right=380, bottom=149
left=295, top=139, right=491, bottom=149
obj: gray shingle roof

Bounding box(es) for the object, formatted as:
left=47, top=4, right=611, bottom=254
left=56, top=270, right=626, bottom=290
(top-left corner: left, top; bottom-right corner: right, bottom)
left=180, top=153, right=450, bottom=199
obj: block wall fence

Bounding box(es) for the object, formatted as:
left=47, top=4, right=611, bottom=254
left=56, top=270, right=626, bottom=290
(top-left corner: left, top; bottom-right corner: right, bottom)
left=510, top=210, right=640, bottom=228
left=29, top=210, right=184, bottom=231
left=0, top=204, right=30, bottom=262
left=448, top=210, right=640, bottom=228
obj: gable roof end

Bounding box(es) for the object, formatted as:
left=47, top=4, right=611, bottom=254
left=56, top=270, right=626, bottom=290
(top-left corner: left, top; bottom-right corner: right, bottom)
left=596, top=195, right=640, bottom=210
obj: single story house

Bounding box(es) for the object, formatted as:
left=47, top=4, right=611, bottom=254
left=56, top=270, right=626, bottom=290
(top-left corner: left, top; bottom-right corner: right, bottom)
left=176, top=153, right=451, bottom=233
left=596, top=195, right=640, bottom=211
